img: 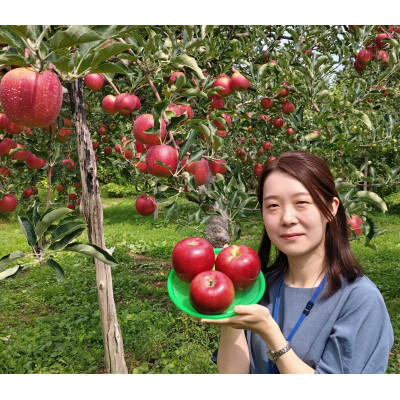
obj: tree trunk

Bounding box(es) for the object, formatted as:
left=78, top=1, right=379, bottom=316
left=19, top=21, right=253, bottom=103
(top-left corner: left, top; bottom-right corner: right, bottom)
left=68, top=79, right=128, bottom=374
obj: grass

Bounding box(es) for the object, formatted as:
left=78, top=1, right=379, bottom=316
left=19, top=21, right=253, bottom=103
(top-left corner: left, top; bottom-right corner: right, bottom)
left=0, top=196, right=399, bottom=373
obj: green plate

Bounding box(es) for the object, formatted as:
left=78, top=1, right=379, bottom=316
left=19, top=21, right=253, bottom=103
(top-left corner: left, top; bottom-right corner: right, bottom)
left=167, top=268, right=266, bottom=320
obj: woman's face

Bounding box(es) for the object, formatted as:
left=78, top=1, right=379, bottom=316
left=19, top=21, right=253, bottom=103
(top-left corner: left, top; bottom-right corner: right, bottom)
left=262, top=170, right=337, bottom=261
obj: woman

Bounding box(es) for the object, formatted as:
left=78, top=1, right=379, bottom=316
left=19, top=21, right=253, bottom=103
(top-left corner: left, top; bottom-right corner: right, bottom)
left=201, top=151, right=394, bottom=374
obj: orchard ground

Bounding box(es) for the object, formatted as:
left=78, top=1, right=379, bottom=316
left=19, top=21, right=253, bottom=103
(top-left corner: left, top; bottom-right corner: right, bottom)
left=0, top=191, right=399, bottom=374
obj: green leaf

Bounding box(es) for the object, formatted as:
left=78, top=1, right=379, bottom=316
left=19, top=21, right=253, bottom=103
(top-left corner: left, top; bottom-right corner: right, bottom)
left=167, top=114, right=187, bottom=132
left=35, top=208, right=73, bottom=238
left=153, top=100, right=169, bottom=129
left=51, top=222, right=87, bottom=241
left=350, top=109, right=372, bottom=130
left=187, top=149, right=204, bottom=163
left=0, top=265, right=24, bottom=281
left=48, top=228, right=86, bottom=251
left=356, top=191, right=387, bottom=213
left=0, top=251, right=26, bottom=272
left=0, top=26, right=26, bottom=53
left=89, top=43, right=133, bottom=70
left=91, top=61, right=132, bottom=76
left=164, top=201, right=177, bottom=221
left=171, top=54, right=205, bottom=79
left=63, top=243, right=118, bottom=267
left=18, top=216, right=37, bottom=247
left=50, top=26, right=103, bottom=50
left=46, top=258, right=65, bottom=281
left=0, top=54, right=27, bottom=67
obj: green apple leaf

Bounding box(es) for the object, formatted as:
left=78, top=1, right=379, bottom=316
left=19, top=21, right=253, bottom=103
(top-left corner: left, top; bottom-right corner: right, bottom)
left=171, top=54, right=205, bottom=80
left=50, top=26, right=103, bottom=50
left=35, top=208, right=73, bottom=238
left=46, top=258, right=65, bottom=281
left=63, top=243, right=118, bottom=267
left=0, top=26, right=26, bottom=54
left=0, top=265, right=24, bottom=281
left=48, top=228, right=86, bottom=251
left=18, top=216, right=37, bottom=247
left=0, top=251, right=26, bottom=272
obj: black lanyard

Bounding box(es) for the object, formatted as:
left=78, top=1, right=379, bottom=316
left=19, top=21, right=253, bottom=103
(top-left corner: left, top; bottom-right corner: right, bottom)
left=268, top=273, right=327, bottom=374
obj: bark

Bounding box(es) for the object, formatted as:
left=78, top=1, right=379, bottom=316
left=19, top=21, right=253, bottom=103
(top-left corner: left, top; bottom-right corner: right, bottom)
left=67, top=79, right=128, bottom=374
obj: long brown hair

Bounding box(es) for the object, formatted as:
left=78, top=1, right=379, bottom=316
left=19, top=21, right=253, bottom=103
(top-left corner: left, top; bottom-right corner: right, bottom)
left=257, top=151, right=364, bottom=301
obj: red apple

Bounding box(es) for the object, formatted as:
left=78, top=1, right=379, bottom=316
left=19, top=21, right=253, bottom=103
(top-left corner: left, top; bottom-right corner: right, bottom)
left=277, top=89, right=288, bottom=98
left=230, top=71, right=250, bottom=92
left=102, top=95, right=118, bottom=114
left=261, top=98, right=273, bottom=109
left=0, top=113, right=5, bottom=130
left=165, top=104, right=181, bottom=118
left=254, top=163, right=263, bottom=177
left=282, top=101, right=294, bottom=114
left=0, top=166, right=10, bottom=178
left=357, top=49, right=373, bottom=65
left=23, top=188, right=32, bottom=198
left=0, top=68, right=63, bottom=128
left=115, top=93, right=141, bottom=114
left=3, top=116, right=24, bottom=134
left=56, top=127, right=74, bottom=143
left=209, top=159, right=227, bottom=175
left=0, top=193, right=18, bottom=213
left=98, top=124, right=108, bottom=135
left=215, top=244, right=261, bottom=291
left=67, top=203, right=75, bottom=210
left=11, top=148, right=30, bottom=161
left=268, top=156, right=277, bottom=163
left=213, top=113, right=231, bottom=130
left=62, top=158, right=75, bottom=170
left=56, top=184, right=64, bottom=192
left=169, top=71, right=185, bottom=86
left=182, top=157, right=210, bottom=186
left=104, top=146, right=112, bottom=156
left=375, top=33, right=393, bottom=49
left=213, top=75, right=232, bottom=97
left=0, top=138, right=17, bottom=155
left=26, top=153, right=46, bottom=169
left=354, top=60, right=366, bottom=71
left=347, top=214, right=363, bottom=236
left=209, top=95, right=225, bottom=110
left=133, top=152, right=148, bottom=173
left=287, top=128, right=294, bottom=135
left=145, top=144, right=178, bottom=177
left=262, top=141, right=272, bottom=150
left=176, top=104, right=193, bottom=122
left=68, top=193, right=77, bottom=201
left=189, top=270, right=235, bottom=315
left=376, top=50, right=389, bottom=66
left=171, top=237, right=215, bottom=283
left=84, top=73, right=104, bottom=90
left=217, top=130, right=227, bottom=137
left=135, top=194, right=157, bottom=216
left=133, top=114, right=167, bottom=146
left=272, top=118, right=284, bottom=128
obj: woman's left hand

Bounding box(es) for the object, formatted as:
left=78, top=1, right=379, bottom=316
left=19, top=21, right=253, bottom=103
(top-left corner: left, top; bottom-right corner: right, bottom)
left=200, top=304, right=275, bottom=337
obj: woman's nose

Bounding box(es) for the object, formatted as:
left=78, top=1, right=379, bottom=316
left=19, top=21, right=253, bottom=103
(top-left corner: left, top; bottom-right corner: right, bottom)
left=281, top=206, right=297, bottom=225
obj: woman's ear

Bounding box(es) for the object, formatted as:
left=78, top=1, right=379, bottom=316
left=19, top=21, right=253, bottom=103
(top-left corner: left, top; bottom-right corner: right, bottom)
left=329, top=197, right=340, bottom=218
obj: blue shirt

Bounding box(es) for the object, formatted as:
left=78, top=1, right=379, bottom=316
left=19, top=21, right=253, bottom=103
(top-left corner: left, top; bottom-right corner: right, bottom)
left=246, top=274, right=394, bottom=374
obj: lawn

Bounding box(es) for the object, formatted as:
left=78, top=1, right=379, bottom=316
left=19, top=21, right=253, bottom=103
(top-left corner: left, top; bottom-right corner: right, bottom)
left=0, top=196, right=399, bottom=373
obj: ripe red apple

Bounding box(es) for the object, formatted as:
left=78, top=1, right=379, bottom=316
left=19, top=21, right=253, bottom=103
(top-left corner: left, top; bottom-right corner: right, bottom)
left=347, top=214, right=363, bottom=236
left=62, top=158, right=75, bottom=170
left=133, top=114, right=167, bottom=146
left=26, top=153, right=46, bottom=169
left=209, top=159, right=227, bottom=175
left=217, top=130, right=227, bottom=137
left=68, top=193, right=77, bottom=201
left=115, top=93, right=141, bottom=114
left=354, top=60, right=366, bottom=71
left=357, top=49, right=373, bottom=65
left=261, top=98, right=273, bottom=109
left=22, top=188, right=32, bottom=198
left=182, top=156, right=210, bottom=186
left=84, top=73, right=104, bottom=90
left=133, top=152, right=148, bottom=173
left=67, top=203, right=75, bottom=210
left=11, top=148, right=30, bottom=161
left=56, top=184, right=64, bottom=192
left=169, top=71, right=185, bottom=86
left=176, top=104, right=193, bottom=122
left=215, top=244, right=261, bottom=291
left=272, top=118, right=284, bottom=128
left=375, top=33, right=393, bottom=49
left=0, top=166, right=10, bottom=178
left=171, top=237, right=215, bottom=283
left=376, top=50, right=389, bottom=66
left=102, top=95, right=118, bottom=114
left=135, top=194, right=157, bottom=216
left=254, top=163, right=263, bottom=177
left=282, top=101, right=294, bottom=114
left=287, top=128, right=294, bottom=135
left=268, top=156, right=277, bottom=163
left=213, top=75, right=232, bottom=97
left=56, top=127, right=74, bottom=143
left=189, top=270, right=235, bottom=315
left=0, top=193, right=18, bottom=213
left=104, top=146, right=112, bottom=156
left=277, top=89, right=288, bottom=98
left=3, top=116, right=24, bottom=134
left=145, top=144, right=178, bottom=177
left=0, top=113, right=5, bottom=130
left=98, top=124, right=108, bottom=135
left=0, top=68, right=63, bottom=128
left=0, top=138, right=17, bottom=155
left=165, top=104, right=181, bottom=118
left=213, top=113, right=231, bottom=130
left=92, top=141, right=99, bottom=150
left=209, top=95, right=225, bottom=110
left=262, top=141, right=272, bottom=150
left=230, top=71, right=250, bottom=92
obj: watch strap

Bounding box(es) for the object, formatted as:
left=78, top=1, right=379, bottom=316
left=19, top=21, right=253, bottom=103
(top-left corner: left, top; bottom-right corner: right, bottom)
left=266, top=341, right=292, bottom=362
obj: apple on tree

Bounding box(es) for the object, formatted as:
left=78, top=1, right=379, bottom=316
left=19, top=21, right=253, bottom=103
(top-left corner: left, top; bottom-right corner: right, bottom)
left=0, top=193, right=18, bottom=213
left=347, top=214, right=363, bottom=236
left=189, top=270, right=235, bottom=315
left=135, top=194, right=157, bottom=216
left=171, top=237, right=215, bottom=283
left=133, top=114, right=167, bottom=146
left=26, top=153, right=46, bottom=169
left=145, top=144, right=178, bottom=178
left=215, top=244, right=261, bottom=291
left=212, top=74, right=232, bottom=97
left=84, top=73, right=104, bottom=90
left=230, top=71, right=250, bottom=92
left=0, top=68, right=63, bottom=128
left=102, top=95, right=118, bottom=114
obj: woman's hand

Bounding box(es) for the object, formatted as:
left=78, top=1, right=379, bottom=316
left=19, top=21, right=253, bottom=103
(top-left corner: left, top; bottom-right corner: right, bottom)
left=200, top=304, right=275, bottom=337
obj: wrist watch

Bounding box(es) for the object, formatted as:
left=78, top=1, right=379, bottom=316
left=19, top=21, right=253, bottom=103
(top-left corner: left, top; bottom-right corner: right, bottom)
left=266, top=341, right=292, bottom=362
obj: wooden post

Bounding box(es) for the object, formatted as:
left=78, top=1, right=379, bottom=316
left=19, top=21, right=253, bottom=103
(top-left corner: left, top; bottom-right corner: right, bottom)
left=67, top=78, right=128, bottom=374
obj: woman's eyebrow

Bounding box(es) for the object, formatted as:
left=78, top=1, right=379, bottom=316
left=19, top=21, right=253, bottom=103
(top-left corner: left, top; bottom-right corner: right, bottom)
left=263, top=192, right=310, bottom=201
